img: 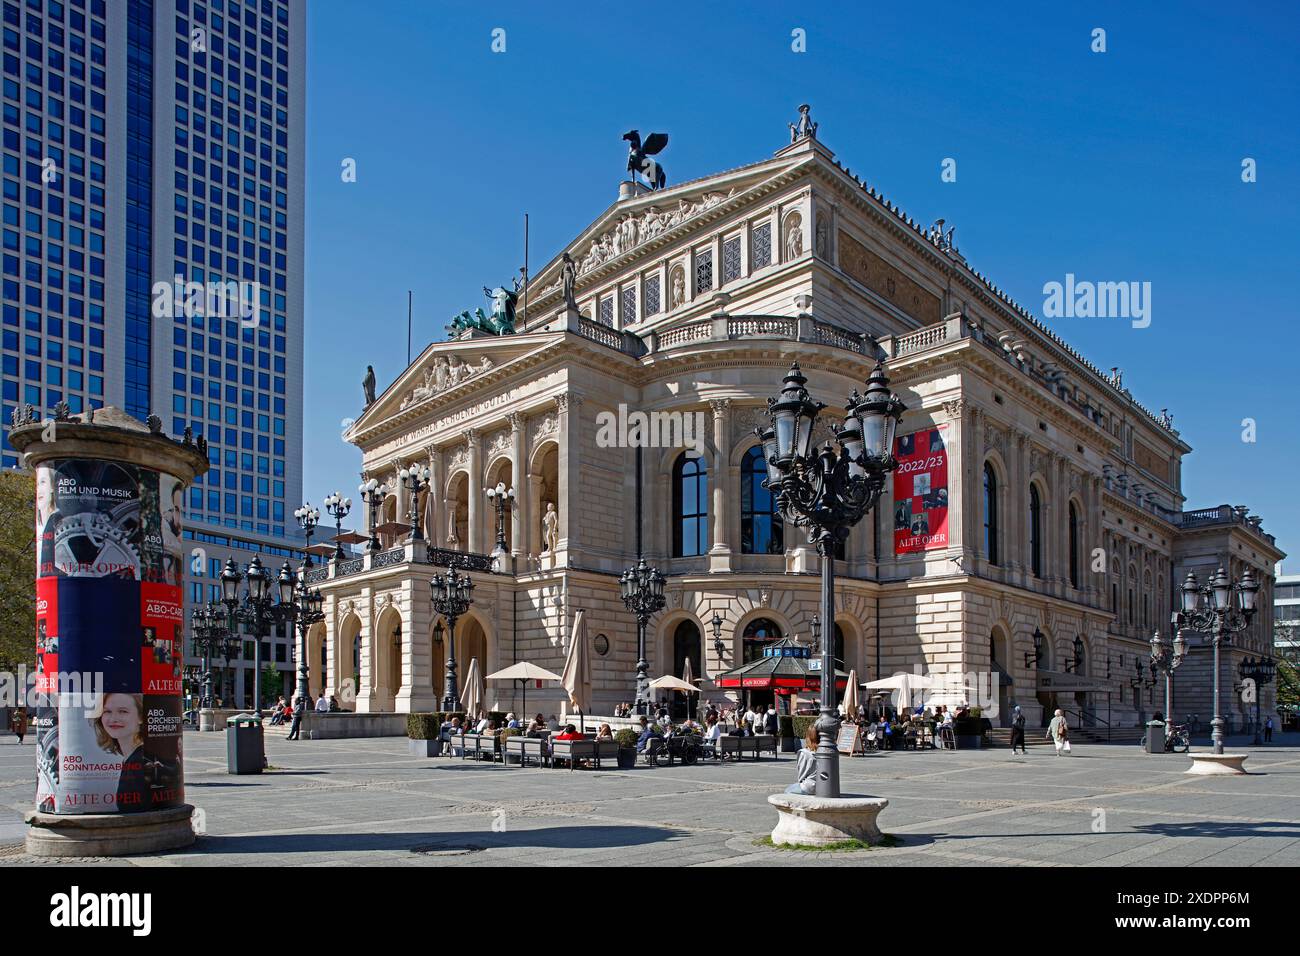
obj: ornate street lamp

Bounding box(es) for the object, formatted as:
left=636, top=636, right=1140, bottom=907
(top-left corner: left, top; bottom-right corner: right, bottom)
left=710, top=611, right=725, bottom=661
left=1064, top=635, right=1085, bottom=673
left=485, top=480, right=516, bottom=558
left=399, top=463, right=431, bottom=542
left=1149, top=628, right=1188, bottom=729
left=294, top=501, right=320, bottom=569
left=1237, top=655, right=1276, bottom=746
left=1174, top=567, right=1259, bottom=754
left=1024, top=627, right=1044, bottom=670
left=190, top=602, right=230, bottom=712
left=358, top=477, right=389, bottom=553
left=272, top=563, right=325, bottom=724
left=761, top=360, right=904, bottom=798
left=620, top=556, right=666, bottom=715
left=431, top=567, right=475, bottom=711
left=220, top=555, right=298, bottom=719
left=323, top=491, right=353, bottom=560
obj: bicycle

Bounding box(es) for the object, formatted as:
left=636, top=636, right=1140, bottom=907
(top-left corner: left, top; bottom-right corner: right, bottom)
left=1164, top=723, right=1191, bottom=753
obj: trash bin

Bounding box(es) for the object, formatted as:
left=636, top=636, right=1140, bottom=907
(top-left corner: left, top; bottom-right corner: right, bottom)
left=1144, top=720, right=1166, bottom=754
left=227, top=714, right=265, bottom=774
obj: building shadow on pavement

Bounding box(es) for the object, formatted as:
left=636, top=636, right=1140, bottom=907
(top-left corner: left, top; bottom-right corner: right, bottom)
left=1133, top=820, right=1300, bottom=839
left=189, top=824, right=684, bottom=855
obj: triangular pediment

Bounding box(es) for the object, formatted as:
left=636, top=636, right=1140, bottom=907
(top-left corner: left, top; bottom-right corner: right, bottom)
left=345, top=330, right=560, bottom=442
left=522, top=145, right=824, bottom=325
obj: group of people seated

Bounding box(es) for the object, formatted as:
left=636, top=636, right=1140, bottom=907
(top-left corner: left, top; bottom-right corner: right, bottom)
left=268, top=692, right=342, bottom=725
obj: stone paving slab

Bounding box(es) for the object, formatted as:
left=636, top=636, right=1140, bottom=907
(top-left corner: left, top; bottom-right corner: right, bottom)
left=0, top=732, right=1297, bottom=866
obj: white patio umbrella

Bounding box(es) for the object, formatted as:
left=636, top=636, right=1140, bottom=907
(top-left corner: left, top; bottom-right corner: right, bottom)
left=648, top=675, right=697, bottom=693
left=561, top=609, right=592, bottom=732
left=460, top=657, right=484, bottom=719
left=861, top=672, right=938, bottom=714
left=485, top=661, right=563, bottom=719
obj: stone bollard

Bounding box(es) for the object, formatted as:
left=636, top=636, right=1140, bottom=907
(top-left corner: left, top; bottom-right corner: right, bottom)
left=10, top=404, right=209, bottom=856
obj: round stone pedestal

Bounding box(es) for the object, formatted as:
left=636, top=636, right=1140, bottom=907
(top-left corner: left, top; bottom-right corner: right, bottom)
left=24, top=805, right=197, bottom=857
left=199, top=708, right=217, bottom=732
left=1185, top=753, right=1249, bottom=776
left=768, top=793, right=889, bottom=847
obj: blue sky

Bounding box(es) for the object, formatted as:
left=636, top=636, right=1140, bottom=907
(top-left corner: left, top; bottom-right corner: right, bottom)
left=303, top=0, right=1299, bottom=565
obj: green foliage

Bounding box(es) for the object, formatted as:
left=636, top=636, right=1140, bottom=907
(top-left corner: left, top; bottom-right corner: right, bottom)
left=0, top=471, right=36, bottom=673
left=1277, top=658, right=1299, bottom=708
left=498, top=726, right=521, bottom=746
left=792, top=715, right=818, bottom=741
left=406, top=712, right=467, bottom=738
left=614, top=728, right=639, bottom=749
left=753, top=833, right=901, bottom=852
left=778, top=715, right=794, bottom=738
left=260, top=665, right=283, bottom=703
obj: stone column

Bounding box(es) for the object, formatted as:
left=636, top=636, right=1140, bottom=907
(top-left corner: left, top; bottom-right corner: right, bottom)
left=464, top=429, right=482, bottom=553
left=11, top=404, right=207, bottom=856
left=507, top=412, right=527, bottom=558
left=943, top=398, right=967, bottom=561
left=1011, top=434, right=1028, bottom=580
left=708, top=398, right=732, bottom=572
left=427, top=446, right=443, bottom=549
left=556, top=391, right=583, bottom=563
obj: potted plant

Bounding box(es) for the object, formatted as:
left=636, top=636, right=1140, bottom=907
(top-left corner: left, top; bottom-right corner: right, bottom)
left=499, top=726, right=522, bottom=763
left=406, top=713, right=443, bottom=757
left=614, top=728, right=639, bottom=769
left=778, top=714, right=799, bottom=752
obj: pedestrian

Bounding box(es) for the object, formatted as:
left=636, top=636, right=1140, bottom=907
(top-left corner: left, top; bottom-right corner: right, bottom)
left=1046, top=708, right=1071, bottom=755
left=764, top=705, right=778, bottom=736
left=314, top=692, right=330, bottom=714
left=785, top=724, right=820, bottom=795
left=11, top=706, right=27, bottom=744
left=1264, top=716, right=1274, bottom=743
left=286, top=695, right=304, bottom=740
left=1009, top=704, right=1027, bottom=755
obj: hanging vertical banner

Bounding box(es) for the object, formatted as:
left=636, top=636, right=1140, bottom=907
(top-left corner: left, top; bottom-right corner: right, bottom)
left=893, top=425, right=949, bottom=554
left=33, top=458, right=185, bottom=815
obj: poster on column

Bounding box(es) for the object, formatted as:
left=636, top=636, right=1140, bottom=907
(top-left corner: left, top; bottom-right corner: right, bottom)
left=893, top=425, right=949, bottom=555
left=33, top=458, right=185, bottom=815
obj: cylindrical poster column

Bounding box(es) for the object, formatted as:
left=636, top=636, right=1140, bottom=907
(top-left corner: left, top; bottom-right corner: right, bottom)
left=10, top=404, right=209, bottom=856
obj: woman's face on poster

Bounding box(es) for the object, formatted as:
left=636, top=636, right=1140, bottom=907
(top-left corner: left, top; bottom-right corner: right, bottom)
left=100, top=694, right=141, bottom=747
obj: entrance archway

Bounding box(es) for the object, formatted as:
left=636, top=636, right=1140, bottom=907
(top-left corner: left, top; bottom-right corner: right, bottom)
left=306, top=621, right=326, bottom=699
left=741, top=617, right=783, bottom=711
left=1035, top=629, right=1055, bottom=727
left=670, top=619, right=702, bottom=719
left=336, top=612, right=361, bottom=711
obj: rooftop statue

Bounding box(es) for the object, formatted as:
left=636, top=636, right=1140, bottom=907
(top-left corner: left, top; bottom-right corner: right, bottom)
left=789, top=103, right=818, bottom=143
left=447, top=284, right=518, bottom=337
left=623, top=130, right=668, bottom=190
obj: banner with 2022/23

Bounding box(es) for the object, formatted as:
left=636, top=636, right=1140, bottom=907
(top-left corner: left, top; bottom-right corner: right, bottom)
left=892, top=426, right=949, bottom=555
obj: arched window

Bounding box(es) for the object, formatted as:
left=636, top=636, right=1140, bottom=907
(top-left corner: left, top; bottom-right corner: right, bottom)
left=1028, top=483, right=1042, bottom=577
left=1068, top=501, right=1080, bottom=589
left=672, top=620, right=702, bottom=680
left=983, top=462, right=999, bottom=565
left=741, top=445, right=782, bottom=554
left=672, top=453, right=709, bottom=557
left=742, top=617, right=782, bottom=664
left=1143, top=570, right=1152, bottom=630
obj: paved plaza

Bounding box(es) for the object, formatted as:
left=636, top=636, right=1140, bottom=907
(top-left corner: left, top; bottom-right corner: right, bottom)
left=2, top=731, right=1298, bottom=867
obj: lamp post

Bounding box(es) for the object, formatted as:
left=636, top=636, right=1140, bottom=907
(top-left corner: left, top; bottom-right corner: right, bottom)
left=1173, top=567, right=1259, bottom=754
left=219, top=555, right=284, bottom=718
left=761, top=360, right=904, bottom=798
left=1149, top=629, right=1188, bottom=727
left=189, top=602, right=229, bottom=712
left=1129, top=657, right=1156, bottom=725
left=431, top=567, right=475, bottom=711
left=323, top=491, right=352, bottom=560
left=358, top=477, right=389, bottom=553
left=485, top=480, right=516, bottom=558
left=710, top=611, right=725, bottom=661
left=620, top=557, right=666, bottom=715
left=1024, top=627, right=1044, bottom=670
left=1237, top=655, right=1276, bottom=746
left=1064, top=635, right=1084, bottom=673
left=399, top=463, right=431, bottom=542
left=293, top=502, right=320, bottom=569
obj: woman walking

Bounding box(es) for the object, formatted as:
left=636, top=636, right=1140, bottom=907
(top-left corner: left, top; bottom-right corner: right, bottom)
left=1009, top=705, right=1027, bottom=755
left=1046, top=708, right=1071, bottom=755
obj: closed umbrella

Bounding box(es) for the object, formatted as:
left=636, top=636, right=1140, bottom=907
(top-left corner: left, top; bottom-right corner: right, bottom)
left=485, top=661, right=563, bottom=718
left=561, top=609, right=592, bottom=732
left=461, top=657, right=484, bottom=719
left=842, top=669, right=859, bottom=718
left=682, top=656, right=696, bottom=718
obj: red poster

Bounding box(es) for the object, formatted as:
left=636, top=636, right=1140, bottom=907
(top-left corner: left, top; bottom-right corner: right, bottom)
left=35, top=577, right=58, bottom=695
left=141, top=582, right=184, bottom=695
left=893, top=425, right=949, bottom=554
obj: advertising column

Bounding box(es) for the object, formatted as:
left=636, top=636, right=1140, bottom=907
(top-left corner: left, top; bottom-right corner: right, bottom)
left=11, top=405, right=208, bottom=856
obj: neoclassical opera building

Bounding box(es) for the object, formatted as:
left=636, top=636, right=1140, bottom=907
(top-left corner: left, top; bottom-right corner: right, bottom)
left=305, top=113, right=1282, bottom=730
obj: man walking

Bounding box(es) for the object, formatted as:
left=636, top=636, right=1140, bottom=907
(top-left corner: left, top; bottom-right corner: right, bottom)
left=286, top=694, right=305, bottom=740
left=1009, top=705, right=1027, bottom=755
left=1264, top=716, right=1274, bottom=743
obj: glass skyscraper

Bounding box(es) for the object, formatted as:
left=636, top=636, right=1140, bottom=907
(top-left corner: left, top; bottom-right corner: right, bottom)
left=2, top=0, right=305, bottom=708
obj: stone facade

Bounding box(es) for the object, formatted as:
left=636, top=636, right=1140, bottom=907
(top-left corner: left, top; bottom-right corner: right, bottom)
left=307, top=129, right=1283, bottom=730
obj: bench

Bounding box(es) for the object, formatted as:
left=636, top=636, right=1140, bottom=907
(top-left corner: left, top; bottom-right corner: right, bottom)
left=452, top=733, right=497, bottom=761
left=505, top=735, right=549, bottom=767
left=550, top=738, right=597, bottom=770
left=718, top=734, right=779, bottom=760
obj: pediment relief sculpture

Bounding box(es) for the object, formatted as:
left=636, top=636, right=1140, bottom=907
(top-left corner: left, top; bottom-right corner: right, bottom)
left=578, top=188, right=736, bottom=275
left=398, top=354, right=496, bottom=410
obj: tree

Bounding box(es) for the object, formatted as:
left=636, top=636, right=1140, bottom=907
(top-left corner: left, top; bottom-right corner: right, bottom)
left=261, top=664, right=283, bottom=705
left=0, top=470, right=36, bottom=673
left=1277, top=658, right=1299, bottom=709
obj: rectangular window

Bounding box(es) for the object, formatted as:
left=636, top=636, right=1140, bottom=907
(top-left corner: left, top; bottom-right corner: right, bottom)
left=620, top=285, right=636, bottom=326
left=695, top=248, right=713, bottom=295
left=598, top=295, right=614, bottom=327
left=643, top=273, right=661, bottom=317
left=751, top=221, right=772, bottom=270
left=722, top=236, right=741, bottom=284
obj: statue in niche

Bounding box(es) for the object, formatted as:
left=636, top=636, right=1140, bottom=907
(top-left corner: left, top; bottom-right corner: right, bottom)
left=785, top=214, right=803, bottom=260
left=541, top=502, right=559, bottom=554
left=446, top=503, right=460, bottom=548
left=670, top=267, right=685, bottom=309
